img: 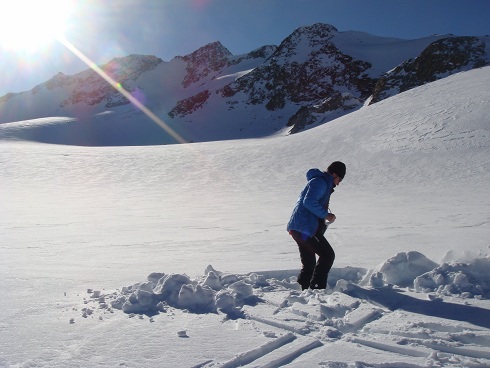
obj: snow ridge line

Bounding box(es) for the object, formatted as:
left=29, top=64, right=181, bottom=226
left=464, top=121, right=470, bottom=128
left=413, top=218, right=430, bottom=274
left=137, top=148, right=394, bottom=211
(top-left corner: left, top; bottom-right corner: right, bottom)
left=191, top=359, right=214, bottom=368
left=368, top=326, right=490, bottom=347
left=350, top=335, right=490, bottom=361
left=254, top=338, right=323, bottom=368
left=349, top=337, right=429, bottom=358
left=419, top=340, right=490, bottom=360
left=246, top=314, right=309, bottom=335
left=340, top=309, right=384, bottom=333
left=219, top=332, right=296, bottom=368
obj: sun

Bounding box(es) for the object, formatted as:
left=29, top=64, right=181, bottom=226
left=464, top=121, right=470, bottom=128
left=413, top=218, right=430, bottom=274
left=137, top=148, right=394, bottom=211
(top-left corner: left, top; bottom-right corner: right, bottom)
left=0, top=0, right=73, bottom=52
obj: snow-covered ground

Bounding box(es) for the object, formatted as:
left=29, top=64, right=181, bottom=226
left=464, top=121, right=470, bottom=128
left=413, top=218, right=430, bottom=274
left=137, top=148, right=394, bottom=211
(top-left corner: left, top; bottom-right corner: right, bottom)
left=0, top=66, right=489, bottom=367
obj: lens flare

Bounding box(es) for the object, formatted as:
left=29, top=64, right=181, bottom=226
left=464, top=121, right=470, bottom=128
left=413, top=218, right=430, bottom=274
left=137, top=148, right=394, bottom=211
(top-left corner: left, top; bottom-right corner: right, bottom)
left=57, top=35, right=187, bottom=144
left=0, top=0, right=187, bottom=144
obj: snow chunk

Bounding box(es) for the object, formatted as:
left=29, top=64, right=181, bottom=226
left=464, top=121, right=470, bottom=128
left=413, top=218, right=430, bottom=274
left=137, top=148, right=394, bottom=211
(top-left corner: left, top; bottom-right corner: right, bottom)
left=415, top=256, right=490, bottom=297
left=365, top=251, right=438, bottom=287
left=108, top=266, right=265, bottom=318
left=178, top=284, right=216, bottom=312
left=228, top=280, right=254, bottom=300
left=203, top=271, right=223, bottom=291
left=154, top=273, right=192, bottom=301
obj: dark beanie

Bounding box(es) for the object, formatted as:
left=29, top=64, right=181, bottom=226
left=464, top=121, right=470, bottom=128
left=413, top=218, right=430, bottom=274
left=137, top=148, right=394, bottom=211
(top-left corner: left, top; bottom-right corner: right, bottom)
left=327, top=161, right=346, bottom=179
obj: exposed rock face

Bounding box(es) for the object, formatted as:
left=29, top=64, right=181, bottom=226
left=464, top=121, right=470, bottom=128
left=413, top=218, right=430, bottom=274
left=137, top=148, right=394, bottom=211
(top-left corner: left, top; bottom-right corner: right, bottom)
left=168, top=43, right=276, bottom=118
left=170, top=23, right=377, bottom=132
left=168, top=90, right=211, bottom=118
left=58, top=55, right=163, bottom=108
left=371, top=37, right=489, bottom=104
left=179, top=41, right=233, bottom=88
left=287, top=92, right=363, bottom=134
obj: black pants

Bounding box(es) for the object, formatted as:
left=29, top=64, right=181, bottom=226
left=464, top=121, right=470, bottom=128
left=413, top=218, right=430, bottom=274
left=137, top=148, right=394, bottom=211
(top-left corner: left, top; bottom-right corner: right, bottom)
left=290, top=227, right=335, bottom=290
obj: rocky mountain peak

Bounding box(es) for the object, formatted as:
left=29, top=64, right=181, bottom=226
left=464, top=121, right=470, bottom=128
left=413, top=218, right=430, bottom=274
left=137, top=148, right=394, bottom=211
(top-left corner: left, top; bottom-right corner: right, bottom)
left=41, top=72, right=71, bottom=91
left=371, top=36, right=489, bottom=104
left=244, top=45, right=277, bottom=60
left=181, top=41, right=232, bottom=61
left=101, top=54, right=163, bottom=82
left=295, top=23, right=339, bottom=37
left=202, top=22, right=373, bottom=131
left=272, top=23, right=338, bottom=61
left=57, top=55, right=163, bottom=108
left=180, top=41, right=234, bottom=88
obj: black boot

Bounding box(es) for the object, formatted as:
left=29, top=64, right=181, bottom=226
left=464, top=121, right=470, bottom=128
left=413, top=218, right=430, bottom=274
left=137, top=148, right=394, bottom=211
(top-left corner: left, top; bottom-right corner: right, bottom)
left=309, top=267, right=328, bottom=289
left=297, top=270, right=313, bottom=290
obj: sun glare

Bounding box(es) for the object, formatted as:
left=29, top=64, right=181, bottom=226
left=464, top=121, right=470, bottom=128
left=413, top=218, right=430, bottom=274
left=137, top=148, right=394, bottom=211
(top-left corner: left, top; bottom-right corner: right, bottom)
left=0, top=0, right=72, bottom=51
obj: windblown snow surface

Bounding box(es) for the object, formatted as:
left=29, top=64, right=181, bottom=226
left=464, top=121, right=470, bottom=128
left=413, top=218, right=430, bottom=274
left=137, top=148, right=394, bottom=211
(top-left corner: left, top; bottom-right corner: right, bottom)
left=0, top=67, right=489, bottom=367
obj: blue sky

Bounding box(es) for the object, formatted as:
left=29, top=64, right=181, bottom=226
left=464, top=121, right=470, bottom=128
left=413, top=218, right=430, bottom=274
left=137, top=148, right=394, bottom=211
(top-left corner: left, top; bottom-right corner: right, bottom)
left=1, top=0, right=489, bottom=96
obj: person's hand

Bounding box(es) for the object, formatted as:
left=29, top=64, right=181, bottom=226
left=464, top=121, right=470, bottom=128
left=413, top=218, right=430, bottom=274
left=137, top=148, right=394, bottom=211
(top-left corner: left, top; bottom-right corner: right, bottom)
left=325, top=213, right=336, bottom=223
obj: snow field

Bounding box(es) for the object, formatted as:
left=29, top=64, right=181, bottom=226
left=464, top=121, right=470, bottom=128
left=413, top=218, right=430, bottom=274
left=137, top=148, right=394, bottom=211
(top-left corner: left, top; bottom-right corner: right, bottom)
left=0, top=66, right=489, bottom=367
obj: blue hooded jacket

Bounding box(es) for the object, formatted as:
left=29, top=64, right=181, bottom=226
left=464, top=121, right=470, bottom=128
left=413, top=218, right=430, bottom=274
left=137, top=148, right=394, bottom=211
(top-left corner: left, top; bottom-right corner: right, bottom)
left=287, top=168, right=335, bottom=238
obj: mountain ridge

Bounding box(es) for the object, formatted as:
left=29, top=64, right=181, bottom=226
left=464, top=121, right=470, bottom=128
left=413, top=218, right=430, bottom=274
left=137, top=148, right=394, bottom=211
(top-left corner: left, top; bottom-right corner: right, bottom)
left=0, top=23, right=488, bottom=145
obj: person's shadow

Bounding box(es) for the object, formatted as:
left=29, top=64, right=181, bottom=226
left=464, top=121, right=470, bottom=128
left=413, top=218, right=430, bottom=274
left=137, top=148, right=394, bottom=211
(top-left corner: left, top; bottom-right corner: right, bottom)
left=346, top=284, right=490, bottom=329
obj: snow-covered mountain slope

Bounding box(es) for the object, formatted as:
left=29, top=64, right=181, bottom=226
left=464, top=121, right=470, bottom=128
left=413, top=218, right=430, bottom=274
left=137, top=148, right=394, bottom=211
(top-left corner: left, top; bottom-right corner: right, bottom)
left=0, top=43, right=274, bottom=127
left=0, top=23, right=488, bottom=145
left=2, top=65, right=489, bottom=269
left=0, top=64, right=489, bottom=368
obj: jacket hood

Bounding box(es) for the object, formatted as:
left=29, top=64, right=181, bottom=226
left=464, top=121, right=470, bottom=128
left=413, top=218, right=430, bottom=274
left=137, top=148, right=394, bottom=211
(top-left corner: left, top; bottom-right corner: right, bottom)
left=306, top=168, right=327, bottom=181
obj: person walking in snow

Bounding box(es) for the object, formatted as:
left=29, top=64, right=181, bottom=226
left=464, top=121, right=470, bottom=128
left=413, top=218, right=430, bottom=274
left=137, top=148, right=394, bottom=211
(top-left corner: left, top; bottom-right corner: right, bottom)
left=287, top=161, right=346, bottom=290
